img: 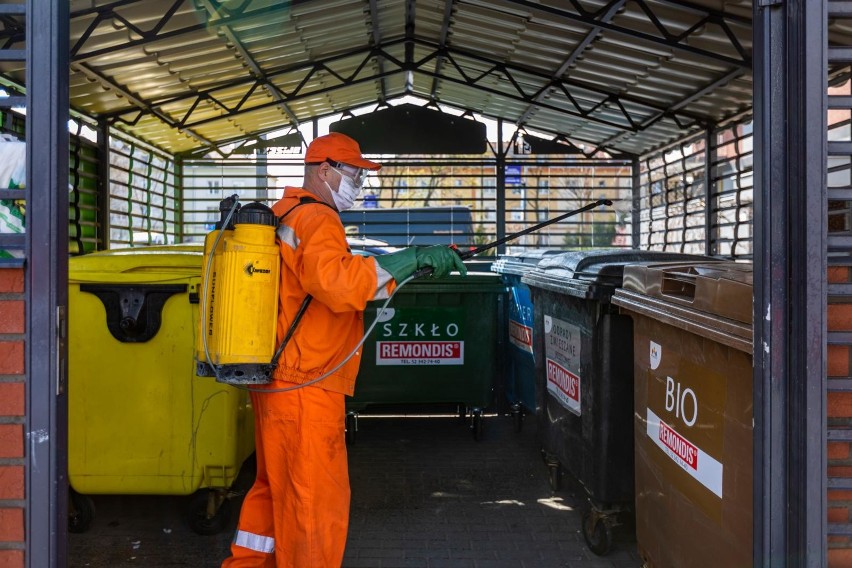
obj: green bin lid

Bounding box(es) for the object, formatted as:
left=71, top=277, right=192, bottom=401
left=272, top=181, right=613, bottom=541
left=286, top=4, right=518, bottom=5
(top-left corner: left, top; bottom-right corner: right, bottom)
left=521, top=249, right=713, bottom=300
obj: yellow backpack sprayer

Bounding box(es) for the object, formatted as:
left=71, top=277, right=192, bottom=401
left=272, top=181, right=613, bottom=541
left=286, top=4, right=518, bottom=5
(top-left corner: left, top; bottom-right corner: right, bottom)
left=196, top=197, right=280, bottom=384
left=196, top=194, right=612, bottom=389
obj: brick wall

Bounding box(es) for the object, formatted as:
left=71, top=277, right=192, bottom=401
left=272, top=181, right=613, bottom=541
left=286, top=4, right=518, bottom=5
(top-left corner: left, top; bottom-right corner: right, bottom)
left=0, top=267, right=25, bottom=568
left=829, top=265, right=852, bottom=567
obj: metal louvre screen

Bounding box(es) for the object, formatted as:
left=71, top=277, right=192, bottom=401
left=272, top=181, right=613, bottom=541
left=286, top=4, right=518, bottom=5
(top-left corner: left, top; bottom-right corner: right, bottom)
left=181, top=156, right=280, bottom=242
left=0, top=109, right=102, bottom=257
left=826, top=62, right=852, bottom=549
left=69, top=119, right=100, bottom=255
left=638, top=132, right=708, bottom=254
left=710, top=120, right=754, bottom=259
left=500, top=158, right=633, bottom=252
left=637, top=116, right=754, bottom=259
left=108, top=133, right=178, bottom=247
left=180, top=155, right=633, bottom=253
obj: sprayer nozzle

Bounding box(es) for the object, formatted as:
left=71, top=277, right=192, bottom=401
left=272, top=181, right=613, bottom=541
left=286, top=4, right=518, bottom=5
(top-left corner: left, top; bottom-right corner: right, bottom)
left=602, top=199, right=613, bottom=206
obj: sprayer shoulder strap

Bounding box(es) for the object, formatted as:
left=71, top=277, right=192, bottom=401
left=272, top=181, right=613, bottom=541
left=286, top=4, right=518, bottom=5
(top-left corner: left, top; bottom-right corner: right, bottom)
left=277, top=196, right=335, bottom=223
left=270, top=195, right=333, bottom=371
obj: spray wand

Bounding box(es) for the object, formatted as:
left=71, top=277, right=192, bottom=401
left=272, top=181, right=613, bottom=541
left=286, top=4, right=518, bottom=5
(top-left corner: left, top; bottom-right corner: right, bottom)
left=410, top=197, right=613, bottom=279
left=244, top=198, right=612, bottom=393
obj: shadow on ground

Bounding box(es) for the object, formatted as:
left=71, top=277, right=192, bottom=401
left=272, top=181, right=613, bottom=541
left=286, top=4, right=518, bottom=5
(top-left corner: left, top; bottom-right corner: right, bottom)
left=69, top=413, right=642, bottom=568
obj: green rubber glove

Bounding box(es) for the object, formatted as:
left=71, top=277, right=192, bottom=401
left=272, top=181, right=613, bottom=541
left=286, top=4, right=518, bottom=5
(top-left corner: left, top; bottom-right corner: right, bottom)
left=414, top=246, right=468, bottom=279
left=375, top=247, right=418, bottom=282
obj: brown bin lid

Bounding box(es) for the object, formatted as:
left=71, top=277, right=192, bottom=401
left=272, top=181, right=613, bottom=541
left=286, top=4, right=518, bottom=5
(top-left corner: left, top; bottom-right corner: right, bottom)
left=621, top=261, right=753, bottom=325
left=613, top=261, right=753, bottom=353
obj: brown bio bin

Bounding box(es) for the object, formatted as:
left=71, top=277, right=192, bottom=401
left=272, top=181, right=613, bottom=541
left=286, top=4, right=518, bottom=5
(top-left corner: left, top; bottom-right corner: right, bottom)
left=611, top=261, right=753, bottom=568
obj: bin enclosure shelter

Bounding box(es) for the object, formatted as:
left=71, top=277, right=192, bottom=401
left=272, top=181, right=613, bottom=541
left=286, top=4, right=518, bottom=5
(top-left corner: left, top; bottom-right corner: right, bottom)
left=0, top=0, right=833, bottom=566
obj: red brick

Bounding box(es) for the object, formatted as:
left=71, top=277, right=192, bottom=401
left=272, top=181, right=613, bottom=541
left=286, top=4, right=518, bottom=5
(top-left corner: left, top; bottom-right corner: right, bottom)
left=0, top=507, right=23, bottom=542
left=830, top=466, right=852, bottom=479
left=830, top=345, right=850, bottom=377
left=830, top=490, right=852, bottom=501
left=830, top=266, right=850, bottom=284
left=830, top=548, right=852, bottom=568
left=0, top=550, right=23, bottom=568
left=0, top=268, right=23, bottom=294
left=0, top=425, right=23, bottom=459
left=0, top=342, right=23, bottom=375
left=0, top=301, right=23, bottom=334
left=0, top=383, right=24, bottom=416
left=830, top=304, right=852, bottom=331
left=830, top=442, right=851, bottom=461
left=0, top=466, right=23, bottom=500
left=831, top=506, right=849, bottom=523
left=829, top=392, right=852, bottom=419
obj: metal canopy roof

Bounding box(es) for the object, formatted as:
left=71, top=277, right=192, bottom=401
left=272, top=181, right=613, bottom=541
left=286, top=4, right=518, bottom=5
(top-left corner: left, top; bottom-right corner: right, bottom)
left=0, top=0, right=756, bottom=156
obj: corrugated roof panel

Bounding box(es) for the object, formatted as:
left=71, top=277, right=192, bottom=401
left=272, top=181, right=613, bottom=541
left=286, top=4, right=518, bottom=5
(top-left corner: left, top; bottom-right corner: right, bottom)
left=10, top=0, right=758, bottom=155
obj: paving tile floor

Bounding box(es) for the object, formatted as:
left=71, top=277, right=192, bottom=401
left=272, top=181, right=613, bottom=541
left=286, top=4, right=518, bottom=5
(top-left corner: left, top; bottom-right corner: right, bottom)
left=69, top=412, right=643, bottom=568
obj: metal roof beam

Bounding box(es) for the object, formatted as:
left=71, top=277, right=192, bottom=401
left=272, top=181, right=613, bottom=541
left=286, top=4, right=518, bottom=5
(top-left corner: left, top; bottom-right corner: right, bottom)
left=182, top=95, right=636, bottom=158
left=70, top=0, right=183, bottom=58
left=515, top=0, right=626, bottom=127
left=196, top=0, right=300, bottom=128
left=473, top=0, right=751, bottom=68
left=169, top=61, right=643, bottom=136
left=70, top=61, right=216, bottom=148
left=69, top=3, right=289, bottom=62
left=418, top=41, right=708, bottom=124
left=428, top=0, right=457, bottom=101
left=108, top=38, right=705, bottom=131
left=368, top=0, right=388, bottom=103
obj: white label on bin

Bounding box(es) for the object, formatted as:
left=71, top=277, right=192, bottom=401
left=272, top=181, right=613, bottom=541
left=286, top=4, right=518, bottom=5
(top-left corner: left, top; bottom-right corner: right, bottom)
left=647, top=408, right=723, bottom=498
left=544, top=315, right=582, bottom=415
left=546, top=358, right=581, bottom=415
left=376, top=341, right=464, bottom=365
left=650, top=341, right=661, bottom=370
left=509, top=320, right=533, bottom=353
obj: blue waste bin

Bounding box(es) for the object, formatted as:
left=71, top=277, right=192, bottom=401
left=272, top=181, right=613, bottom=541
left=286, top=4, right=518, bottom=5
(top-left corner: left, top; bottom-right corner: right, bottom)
left=492, top=249, right=564, bottom=431
left=522, top=249, right=713, bottom=556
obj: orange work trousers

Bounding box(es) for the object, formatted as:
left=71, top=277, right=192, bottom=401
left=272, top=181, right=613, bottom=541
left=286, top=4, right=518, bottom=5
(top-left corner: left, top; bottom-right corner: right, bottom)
left=222, top=384, right=350, bottom=568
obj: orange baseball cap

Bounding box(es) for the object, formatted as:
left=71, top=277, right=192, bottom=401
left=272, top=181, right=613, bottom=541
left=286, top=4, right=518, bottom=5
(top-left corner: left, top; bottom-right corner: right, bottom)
left=304, top=132, right=381, bottom=171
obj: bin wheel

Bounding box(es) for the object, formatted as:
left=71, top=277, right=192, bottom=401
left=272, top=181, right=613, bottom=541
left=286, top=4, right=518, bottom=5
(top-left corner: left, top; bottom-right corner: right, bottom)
left=458, top=405, right=467, bottom=422
left=188, top=490, right=232, bottom=536
left=471, top=409, right=483, bottom=441
left=547, top=462, right=562, bottom=491
left=345, top=412, right=358, bottom=445
left=582, top=509, right=614, bottom=556
left=68, top=489, right=95, bottom=534
left=511, top=407, right=523, bottom=433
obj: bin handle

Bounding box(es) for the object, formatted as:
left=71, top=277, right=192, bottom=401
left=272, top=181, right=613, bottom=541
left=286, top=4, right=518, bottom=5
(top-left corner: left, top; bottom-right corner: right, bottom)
left=660, top=271, right=697, bottom=302
left=80, top=283, right=187, bottom=343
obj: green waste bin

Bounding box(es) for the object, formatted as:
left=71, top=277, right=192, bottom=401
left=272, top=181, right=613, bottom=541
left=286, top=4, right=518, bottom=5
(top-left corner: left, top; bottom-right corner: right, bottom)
left=347, top=263, right=508, bottom=441
left=612, top=261, right=753, bottom=568
left=68, top=246, right=255, bottom=535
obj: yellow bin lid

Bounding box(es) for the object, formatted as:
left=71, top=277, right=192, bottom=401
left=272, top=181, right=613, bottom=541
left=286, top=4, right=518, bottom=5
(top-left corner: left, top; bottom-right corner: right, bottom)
left=69, top=244, right=203, bottom=285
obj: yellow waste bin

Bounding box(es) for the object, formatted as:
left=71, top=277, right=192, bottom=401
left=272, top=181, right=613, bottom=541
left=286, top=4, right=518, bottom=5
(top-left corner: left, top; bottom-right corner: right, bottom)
left=68, top=245, right=254, bottom=534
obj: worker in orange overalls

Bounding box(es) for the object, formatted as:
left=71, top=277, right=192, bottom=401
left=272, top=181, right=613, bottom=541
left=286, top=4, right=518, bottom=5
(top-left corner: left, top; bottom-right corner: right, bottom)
left=222, top=132, right=466, bottom=568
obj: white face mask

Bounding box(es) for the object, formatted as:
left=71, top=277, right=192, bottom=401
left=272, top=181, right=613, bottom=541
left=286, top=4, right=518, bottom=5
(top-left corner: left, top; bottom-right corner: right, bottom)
left=325, top=169, right=362, bottom=211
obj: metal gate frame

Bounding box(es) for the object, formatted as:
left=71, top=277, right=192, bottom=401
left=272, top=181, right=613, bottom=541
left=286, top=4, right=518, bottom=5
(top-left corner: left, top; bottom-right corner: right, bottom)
left=8, top=0, right=832, bottom=566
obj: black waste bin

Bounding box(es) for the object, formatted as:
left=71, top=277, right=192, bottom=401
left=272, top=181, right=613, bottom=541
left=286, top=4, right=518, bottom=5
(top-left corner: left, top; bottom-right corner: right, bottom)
left=521, top=249, right=712, bottom=556
left=612, top=261, right=753, bottom=568
left=492, top=249, right=565, bottom=432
